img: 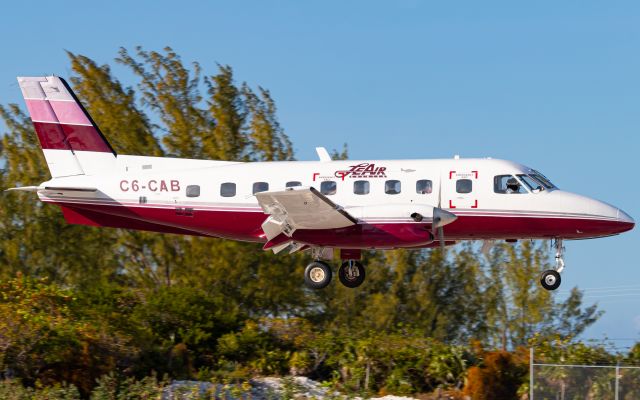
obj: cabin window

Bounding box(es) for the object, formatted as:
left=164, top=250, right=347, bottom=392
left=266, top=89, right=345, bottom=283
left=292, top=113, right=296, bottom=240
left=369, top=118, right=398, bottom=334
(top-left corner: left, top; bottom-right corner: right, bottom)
left=220, top=182, right=236, bottom=197
left=253, top=182, right=269, bottom=194
left=353, top=180, right=370, bottom=195
left=416, top=179, right=432, bottom=194
left=385, top=180, right=401, bottom=195
left=286, top=181, right=302, bottom=188
left=321, top=180, right=337, bottom=195
left=456, top=179, right=473, bottom=194
left=494, top=175, right=526, bottom=194
left=186, top=185, right=201, bottom=197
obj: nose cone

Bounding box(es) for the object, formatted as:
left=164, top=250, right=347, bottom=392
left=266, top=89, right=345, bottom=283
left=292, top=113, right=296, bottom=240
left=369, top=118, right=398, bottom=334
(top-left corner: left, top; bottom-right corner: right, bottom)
left=546, top=191, right=634, bottom=238
left=616, top=208, right=635, bottom=232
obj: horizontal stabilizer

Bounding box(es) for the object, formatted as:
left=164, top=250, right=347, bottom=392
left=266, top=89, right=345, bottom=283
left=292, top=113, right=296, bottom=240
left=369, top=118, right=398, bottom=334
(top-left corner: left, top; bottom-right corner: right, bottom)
left=5, top=186, right=42, bottom=192
left=44, top=186, right=97, bottom=192
left=5, top=186, right=98, bottom=194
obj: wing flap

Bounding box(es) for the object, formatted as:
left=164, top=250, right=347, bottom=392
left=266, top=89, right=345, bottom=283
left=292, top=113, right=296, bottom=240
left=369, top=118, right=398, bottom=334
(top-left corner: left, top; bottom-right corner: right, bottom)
left=256, top=187, right=356, bottom=239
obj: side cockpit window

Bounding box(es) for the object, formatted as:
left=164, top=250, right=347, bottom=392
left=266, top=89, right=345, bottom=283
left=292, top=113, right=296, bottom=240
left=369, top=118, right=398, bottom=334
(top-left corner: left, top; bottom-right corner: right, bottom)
left=494, top=175, right=526, bottom=194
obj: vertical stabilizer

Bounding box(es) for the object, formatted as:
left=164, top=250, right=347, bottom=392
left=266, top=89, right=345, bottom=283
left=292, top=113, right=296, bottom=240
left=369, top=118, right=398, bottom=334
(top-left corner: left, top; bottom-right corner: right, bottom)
left=17, top=76, right=117, bottom=177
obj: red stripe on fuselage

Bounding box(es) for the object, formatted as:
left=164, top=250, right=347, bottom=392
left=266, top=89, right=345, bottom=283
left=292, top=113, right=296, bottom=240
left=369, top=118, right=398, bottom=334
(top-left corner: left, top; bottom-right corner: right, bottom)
left=44, top=200, right=634, bottom=248
left=60, top=205, right=206, bottom=236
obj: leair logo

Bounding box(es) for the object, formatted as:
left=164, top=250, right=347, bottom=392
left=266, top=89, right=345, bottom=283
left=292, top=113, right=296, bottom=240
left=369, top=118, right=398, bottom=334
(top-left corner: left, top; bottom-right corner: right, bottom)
left=335, top=163, right=387, bottom=180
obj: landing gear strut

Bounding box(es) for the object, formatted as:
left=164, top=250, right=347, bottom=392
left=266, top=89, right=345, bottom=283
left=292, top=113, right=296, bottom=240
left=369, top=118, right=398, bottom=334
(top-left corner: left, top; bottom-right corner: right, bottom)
left=338, top=260, right=365, bottom=288
left=540, top=239, right=565, bottom=291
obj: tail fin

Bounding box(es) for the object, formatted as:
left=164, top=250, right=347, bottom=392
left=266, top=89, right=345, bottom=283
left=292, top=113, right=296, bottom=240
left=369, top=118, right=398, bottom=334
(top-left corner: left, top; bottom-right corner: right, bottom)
left=17, top=76, right=117, bottom=177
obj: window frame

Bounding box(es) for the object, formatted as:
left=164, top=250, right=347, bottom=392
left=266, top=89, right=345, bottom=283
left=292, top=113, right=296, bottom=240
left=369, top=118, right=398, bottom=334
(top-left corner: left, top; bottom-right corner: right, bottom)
left=353, top=180, right=370, bottom=195
left=494, top=175, right=528, bottom=194
left=220, top=182, right=236, bottom=198
left=252, top=182, right=269, bottom=194
left=385, top=179, right=401, bottom=195
left=415, top=179, right=433, bottom=194
left=186, top=185, right=201, bottom=198
left=320, top=180, right=337, bottom=196
left=456, top=179, right=473, bottom=194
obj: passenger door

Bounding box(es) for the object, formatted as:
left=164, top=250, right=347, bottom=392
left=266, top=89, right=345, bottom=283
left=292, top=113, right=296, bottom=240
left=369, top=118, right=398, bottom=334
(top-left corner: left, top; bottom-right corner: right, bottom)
left=442, top=169, right=479, bottom=210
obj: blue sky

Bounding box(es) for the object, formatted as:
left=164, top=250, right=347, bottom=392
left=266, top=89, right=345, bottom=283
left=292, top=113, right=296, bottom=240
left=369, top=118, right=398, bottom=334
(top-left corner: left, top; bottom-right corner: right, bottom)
left=1, top=1, right=639, bottom=348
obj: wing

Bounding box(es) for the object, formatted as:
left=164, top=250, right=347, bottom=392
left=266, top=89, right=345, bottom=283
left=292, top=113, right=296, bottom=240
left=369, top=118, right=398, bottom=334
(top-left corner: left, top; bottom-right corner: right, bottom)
left=255, top=187, right=357, bottom=241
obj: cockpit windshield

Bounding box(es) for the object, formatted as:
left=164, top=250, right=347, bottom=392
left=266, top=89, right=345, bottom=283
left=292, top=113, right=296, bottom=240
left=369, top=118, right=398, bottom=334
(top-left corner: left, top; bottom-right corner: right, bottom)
left=517, top=175, right=544, bottom=192
left=530, top=170, right=557, bottom=190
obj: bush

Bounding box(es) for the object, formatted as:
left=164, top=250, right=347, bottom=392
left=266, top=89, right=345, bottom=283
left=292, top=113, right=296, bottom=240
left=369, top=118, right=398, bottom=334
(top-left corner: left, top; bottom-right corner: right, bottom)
left=463, top=350, right=527, bottom=400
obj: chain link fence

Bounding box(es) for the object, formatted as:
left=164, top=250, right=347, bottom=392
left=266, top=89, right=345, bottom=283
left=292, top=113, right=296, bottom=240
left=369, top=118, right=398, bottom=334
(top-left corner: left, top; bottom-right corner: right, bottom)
left=530, top=349, right=640, bottom=399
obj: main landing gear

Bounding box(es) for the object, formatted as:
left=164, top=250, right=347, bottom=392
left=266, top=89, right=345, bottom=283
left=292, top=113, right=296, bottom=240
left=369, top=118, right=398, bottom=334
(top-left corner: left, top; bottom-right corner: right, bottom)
left=540, top=238, right=565, bottom=291
left=338, top=260, right=365, bottom=288
left=304, top=261, right=333, bottom=289
left=304, top=249, right=366, bottom=289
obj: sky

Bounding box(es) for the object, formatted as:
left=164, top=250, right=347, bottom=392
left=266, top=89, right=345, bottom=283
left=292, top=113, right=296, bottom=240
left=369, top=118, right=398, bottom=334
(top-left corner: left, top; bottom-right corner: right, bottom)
left=1, top=0, right=639, bottom=349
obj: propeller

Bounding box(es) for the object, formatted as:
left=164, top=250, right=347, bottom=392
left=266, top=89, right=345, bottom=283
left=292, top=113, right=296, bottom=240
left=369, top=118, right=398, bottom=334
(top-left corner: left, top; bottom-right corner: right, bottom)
left=432, top=179, right=457, bottom=253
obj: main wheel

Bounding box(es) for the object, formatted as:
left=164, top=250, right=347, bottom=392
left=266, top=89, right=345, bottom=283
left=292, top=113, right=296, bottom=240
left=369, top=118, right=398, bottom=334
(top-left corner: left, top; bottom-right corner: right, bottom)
left=540, top=269, right=561, bottom=291
left=304, top=261, right=332, bottom=289
left=338, top=260, right=365, bottom=288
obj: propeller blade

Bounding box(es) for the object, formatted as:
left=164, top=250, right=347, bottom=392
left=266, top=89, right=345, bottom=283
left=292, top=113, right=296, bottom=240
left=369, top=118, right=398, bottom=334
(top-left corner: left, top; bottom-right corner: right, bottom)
left=438, top=226, right=445, bottom=253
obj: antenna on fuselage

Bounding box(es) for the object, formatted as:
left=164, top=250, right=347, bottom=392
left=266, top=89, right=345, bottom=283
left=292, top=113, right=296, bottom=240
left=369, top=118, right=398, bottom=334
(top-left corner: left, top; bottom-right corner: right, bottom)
left=315, top=147, right=332, bottom=162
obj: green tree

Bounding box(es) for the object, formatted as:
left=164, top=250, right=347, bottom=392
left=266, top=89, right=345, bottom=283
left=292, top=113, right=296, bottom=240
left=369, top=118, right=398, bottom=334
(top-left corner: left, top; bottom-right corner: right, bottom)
left=67, top=52, right=163, bottom=156
left=205, top=65, right=247, bottom=161
left=0, top=274, right=136, bottom=395
left=116, top=46, right=210, bottom=159
left=243, top=84, right=293, bottom=161
left=484, top=241, right=602, bottom=349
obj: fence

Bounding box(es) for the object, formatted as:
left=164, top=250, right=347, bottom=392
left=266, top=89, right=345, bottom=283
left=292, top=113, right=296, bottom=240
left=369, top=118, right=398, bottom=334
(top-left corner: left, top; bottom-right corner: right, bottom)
left=530, top=348, right=640, bottom=400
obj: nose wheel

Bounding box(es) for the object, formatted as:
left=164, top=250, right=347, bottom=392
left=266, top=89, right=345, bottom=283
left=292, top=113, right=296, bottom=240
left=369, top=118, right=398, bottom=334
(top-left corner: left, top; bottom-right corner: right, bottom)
left=540, top=270, right=561, bottom=291
left=540, top=239, right=565, bottom=291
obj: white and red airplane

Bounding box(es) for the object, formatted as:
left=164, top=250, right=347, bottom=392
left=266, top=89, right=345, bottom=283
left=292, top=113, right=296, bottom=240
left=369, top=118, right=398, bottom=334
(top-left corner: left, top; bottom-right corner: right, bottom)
left=10, top=76, right=635, bottom=291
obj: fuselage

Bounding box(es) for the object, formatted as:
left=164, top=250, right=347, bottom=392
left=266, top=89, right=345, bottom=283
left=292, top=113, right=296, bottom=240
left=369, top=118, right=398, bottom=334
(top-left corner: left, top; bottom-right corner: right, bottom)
left=38, top=155, right=635, bottom=249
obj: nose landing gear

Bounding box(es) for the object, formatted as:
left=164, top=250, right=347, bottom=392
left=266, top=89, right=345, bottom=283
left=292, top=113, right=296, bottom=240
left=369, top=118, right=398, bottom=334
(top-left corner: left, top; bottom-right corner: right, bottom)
left=540, top=239, right=565, bottom=291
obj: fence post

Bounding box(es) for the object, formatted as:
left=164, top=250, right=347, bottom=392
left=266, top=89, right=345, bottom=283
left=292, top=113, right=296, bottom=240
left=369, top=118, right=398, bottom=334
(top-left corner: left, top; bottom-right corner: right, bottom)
left=615, top=361, right=620, bottom=400
left=530, top=347, right=534, bottom=400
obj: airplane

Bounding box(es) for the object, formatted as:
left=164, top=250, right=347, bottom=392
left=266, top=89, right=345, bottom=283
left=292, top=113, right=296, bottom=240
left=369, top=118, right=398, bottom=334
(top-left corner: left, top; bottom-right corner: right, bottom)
left=9, top=76, right=635, bottom=291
